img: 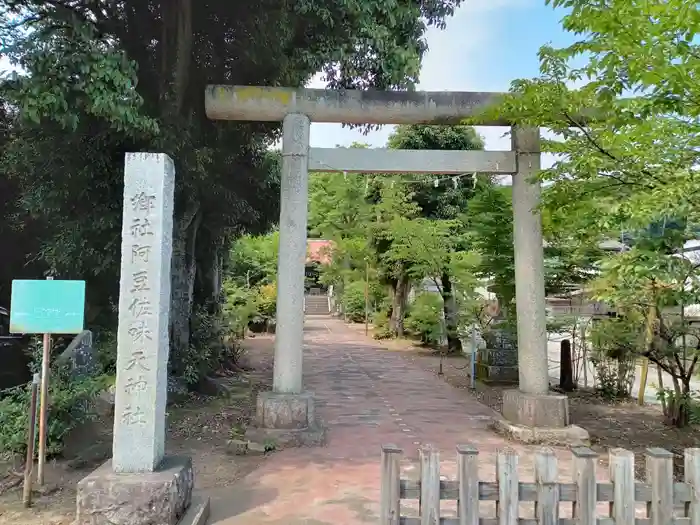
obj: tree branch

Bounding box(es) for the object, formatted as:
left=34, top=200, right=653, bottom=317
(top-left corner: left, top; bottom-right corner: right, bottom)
left=562, top=110, right=665, bottom=188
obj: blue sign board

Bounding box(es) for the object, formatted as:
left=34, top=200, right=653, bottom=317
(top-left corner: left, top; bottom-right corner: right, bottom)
left=10, top=280, right=86, bottom=334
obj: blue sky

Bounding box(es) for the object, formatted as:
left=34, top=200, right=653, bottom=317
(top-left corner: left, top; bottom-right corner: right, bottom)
left=309, top=0, right=572, bottom=168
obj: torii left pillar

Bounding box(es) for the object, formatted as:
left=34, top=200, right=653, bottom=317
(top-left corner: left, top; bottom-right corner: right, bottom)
left=245, top=113, right=326, bottom=446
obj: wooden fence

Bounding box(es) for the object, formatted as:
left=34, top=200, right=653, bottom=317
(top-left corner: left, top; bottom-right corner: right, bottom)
left=380, top=444, right=700, bottom=525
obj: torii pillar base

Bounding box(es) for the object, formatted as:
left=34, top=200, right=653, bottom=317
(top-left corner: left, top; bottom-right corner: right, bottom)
left=245, top=391, right=326, bottom=448
left=491, top=389, right=589, bottom=445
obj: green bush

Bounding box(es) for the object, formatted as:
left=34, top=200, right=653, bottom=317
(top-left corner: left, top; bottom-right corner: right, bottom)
left=175, top=305, right=244, bottom=385
left=255, top=283, right=277, bottom=320
left=405, top=292, right=443, bottom=346
left=222, top=280, right=257, bottom=338
left=372, top=309, right=393, bottom=339
left=589, top=316, right=638, bottom=398
left=0, top=365, right=106, bottom=459
left=342, top=280, right=368, bottom=323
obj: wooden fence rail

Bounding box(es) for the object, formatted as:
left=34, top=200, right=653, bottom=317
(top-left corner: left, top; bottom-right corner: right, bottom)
left=380, top=444, right=700, bottom=525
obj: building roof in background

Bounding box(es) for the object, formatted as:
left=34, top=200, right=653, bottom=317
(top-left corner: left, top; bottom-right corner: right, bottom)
left=307, top=239, right=334, bottom=265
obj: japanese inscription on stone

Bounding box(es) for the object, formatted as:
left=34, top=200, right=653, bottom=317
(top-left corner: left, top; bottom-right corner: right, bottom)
left=113, top=153, right=175, bottom=474
left=120, top=190, right=156, bottom=427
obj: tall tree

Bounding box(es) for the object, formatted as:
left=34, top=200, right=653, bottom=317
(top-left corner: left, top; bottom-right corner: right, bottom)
left=463, top=183, right=515, bottom=314
left=387, top=125, right=483, bottom=351
left=482, top=0, right=700, bottom=425
left=1, top=0, right=464, bottom=380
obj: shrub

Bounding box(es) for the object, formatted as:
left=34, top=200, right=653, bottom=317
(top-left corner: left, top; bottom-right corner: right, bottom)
left=342, top=280, right=367, bottom=323
left=175, top=305, right=244, bottom=385
left=405, top=292, right=443, bottom=346
left=256, top=283, right=277, bottom=319
left=589, top=316, right=638, bottom=399
left=0, top=363, right=106, bottom=459
left=222, top=280, right=257, bottom=338
left=372, top=309, right=393, bottom=339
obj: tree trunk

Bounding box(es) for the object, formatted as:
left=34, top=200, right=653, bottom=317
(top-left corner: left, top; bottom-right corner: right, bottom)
left=666, top=373, right=691, bottom=428
left=169, top=202, right=201, bottom=375
left=390, top=274, right=409, bottom=338
left=679, top=376, right=692, bottom=427
left=441, top=272, right=462, bottom=354
left=195, top=230, right=224, bottom=313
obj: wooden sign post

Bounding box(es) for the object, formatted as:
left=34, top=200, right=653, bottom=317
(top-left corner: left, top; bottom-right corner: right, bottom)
left=10, top=278, right=86, bottom=488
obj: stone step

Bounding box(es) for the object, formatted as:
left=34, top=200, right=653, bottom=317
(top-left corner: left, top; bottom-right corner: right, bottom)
left=304, top=295, right=330, bottom=315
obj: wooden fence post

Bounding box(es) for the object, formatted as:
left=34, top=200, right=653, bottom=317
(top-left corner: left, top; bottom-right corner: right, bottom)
left=646, top=448, right=673, bottom=525
left=457, top=445, right=479, bottom=525
left=610, top=448, right=635, bottom=525
left=535, top=448, right=559, bottom=525
left=420, top=444, right=440, bottom=525
left=497, top=449, right=519, bottom=525
left=381, top=444, right=401, bottom=525
left=572, top=447, right=597, bottom=525
left=685, top=448, right=700, bottom=525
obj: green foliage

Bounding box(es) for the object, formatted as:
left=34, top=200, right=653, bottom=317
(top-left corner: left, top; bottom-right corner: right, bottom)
left=589, top=317, right=639, bottom=399
left=405, top=292, right=444, bottom=345
left=387, top=125, right=484, bottom=220
left=0, top=367, right=107, bottom=458
left=590, top=248, right=700, bottom=425
left=342, top=281, right=368, bottom=323
left=382, top=217, right=479, bottom=286
left=229, top=233, right=279, bottom=288
left=309, top=173, right=373, bottom=241
left=471, top=0, right=700, bottom=426
left=479, top=0, right=700, bottom=248
left=1, top=0, right=463, bottom=388
left=463, top=184, right=515, bottom=309
left=307, top=125, right=489, bottom=342
left=94, top=330, right=118, bottom=376
left=255, top=283, right=278, bottom=320
left=372, top=309, right=393, bottom=340
left=1, top=19, right=157, bottom=135
left=177, top=305, right=243, bottom=385
left=222, top=280, right=257, bottom=338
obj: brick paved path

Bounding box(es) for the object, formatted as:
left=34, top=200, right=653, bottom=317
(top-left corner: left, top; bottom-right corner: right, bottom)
left=206, top=317, right=580, bottom=525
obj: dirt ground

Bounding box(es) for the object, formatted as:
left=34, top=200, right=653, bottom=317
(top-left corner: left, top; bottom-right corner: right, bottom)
left=353, top=324, right=700, bottom=479
left=0, top=335, right=277, bottom=525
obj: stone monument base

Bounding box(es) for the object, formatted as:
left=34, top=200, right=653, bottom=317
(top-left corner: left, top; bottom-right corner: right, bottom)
left=493, top=389, right=589, bottom=445
left=245, top=391, right=326, bottom=448
left=476, top=362, right=519, bottom=384
left=76, top=456, right=205, bottom=525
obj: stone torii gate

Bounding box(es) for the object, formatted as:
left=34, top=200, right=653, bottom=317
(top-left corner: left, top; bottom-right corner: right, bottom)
left=205, top=86, right=588, bottom=444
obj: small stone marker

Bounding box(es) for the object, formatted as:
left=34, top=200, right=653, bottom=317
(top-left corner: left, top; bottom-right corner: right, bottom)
left=112, top=152, right=174, bottom=473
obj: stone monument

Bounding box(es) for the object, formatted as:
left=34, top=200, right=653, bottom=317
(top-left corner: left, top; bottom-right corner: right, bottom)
left=56, top=330, right=98, bottom=378
left=76, top=153, right=207, bottom=525
left=477, top=322, right=518, bottom=383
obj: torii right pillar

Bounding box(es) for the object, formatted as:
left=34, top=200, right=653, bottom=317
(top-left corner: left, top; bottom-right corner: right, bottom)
left=496, top=126, right=589, bottom=444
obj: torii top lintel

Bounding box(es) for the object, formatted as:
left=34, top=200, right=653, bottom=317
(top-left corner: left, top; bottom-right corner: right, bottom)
left=204, top=85, right=508, bottom=126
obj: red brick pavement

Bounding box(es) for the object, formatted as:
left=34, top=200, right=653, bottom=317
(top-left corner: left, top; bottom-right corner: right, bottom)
left=205, top=317, right=616, bottom=525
